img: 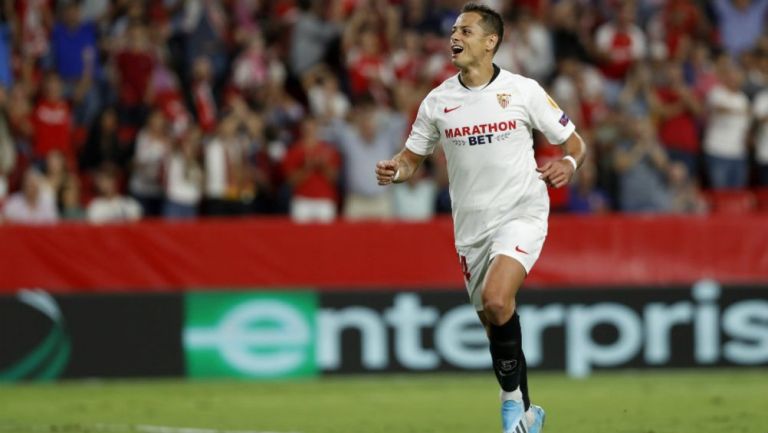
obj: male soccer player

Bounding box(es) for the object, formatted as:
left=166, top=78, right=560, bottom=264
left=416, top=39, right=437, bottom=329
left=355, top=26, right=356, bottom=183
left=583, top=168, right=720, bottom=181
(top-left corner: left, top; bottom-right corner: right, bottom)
left=375, top=3, right=587, bottom=433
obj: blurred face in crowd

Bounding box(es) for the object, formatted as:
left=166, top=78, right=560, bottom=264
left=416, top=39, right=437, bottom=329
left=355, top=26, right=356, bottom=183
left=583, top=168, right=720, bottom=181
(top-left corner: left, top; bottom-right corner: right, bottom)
left=301, top=118, right=319, bottom=147
left=127, top=24, right=149, bottom=51
left=719, top=61, right=744, bottom=90
left=147, top=111, right=167, bottom=135
left=101, top=108, right=118, bottom=132
left=193, top=57, right=213, bottom=82
left=733, top=0, right=751, bottom=11
left=219, top=116, right=239, bottom=139
left=44, top=75, right=63, bottom=101
left=450, top=12, right=498, bottom=69
left=355, top=106, right=377, bottom=142
left=181, top=128, right=202, bottom=159
left=61, top=177, right=81, bottom=208
left=617, top=3, right=636, bottom=27
left=46, top=151, right=66, bottom=176
left=62, top=3, right=81, bottom=28
left=360, top=31, right=380, bottom=56
left=663, top=62, right=684, bottom=87
left=96, top=171, right=118, bottom=198
left=22, top=169, right=42, bottom=204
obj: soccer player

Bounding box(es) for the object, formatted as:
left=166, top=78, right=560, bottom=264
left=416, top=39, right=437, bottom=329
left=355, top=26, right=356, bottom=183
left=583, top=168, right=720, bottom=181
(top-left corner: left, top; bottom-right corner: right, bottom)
left=375, top=3, right=587, bottom=433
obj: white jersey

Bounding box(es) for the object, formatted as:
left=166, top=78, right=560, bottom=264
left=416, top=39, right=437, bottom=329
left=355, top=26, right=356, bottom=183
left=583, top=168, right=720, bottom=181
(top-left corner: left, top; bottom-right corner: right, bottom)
left=405, top=66, right=575, bottom=247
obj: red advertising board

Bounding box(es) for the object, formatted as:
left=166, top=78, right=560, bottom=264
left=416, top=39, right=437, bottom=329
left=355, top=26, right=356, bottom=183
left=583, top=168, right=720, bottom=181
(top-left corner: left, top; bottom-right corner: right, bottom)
left=0, top=215, right=766, bottom=293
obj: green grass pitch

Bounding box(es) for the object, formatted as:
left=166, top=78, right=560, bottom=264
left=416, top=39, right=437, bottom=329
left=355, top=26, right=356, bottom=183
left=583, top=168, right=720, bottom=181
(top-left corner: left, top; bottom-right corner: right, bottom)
left=0, top=370, right=766, bottom=433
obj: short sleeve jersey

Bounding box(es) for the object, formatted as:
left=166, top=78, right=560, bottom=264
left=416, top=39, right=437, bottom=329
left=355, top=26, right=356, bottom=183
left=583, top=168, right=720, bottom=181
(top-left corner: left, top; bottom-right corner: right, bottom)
left=405, top=66, right=575, bottom=247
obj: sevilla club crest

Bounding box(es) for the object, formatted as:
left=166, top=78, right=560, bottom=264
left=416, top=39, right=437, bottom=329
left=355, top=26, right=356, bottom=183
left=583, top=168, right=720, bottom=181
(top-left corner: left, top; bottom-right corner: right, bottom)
left=497, top=93, right=511, bottom=109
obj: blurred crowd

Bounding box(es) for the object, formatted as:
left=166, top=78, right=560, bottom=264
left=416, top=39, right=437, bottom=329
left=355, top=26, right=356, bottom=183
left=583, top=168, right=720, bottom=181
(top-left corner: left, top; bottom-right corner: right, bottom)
left=1, top=0, right=768, bottom=225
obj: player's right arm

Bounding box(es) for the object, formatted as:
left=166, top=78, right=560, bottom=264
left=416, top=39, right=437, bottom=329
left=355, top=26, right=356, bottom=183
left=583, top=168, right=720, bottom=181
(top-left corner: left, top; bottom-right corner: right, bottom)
left=375, top=147, right=426, bottom=185
left=376, top=91, right=439, bottom=186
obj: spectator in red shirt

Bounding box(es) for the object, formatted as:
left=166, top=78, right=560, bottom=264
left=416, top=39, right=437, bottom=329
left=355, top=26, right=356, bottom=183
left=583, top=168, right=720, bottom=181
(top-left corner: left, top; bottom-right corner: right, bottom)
left=283, top=116, right=340, bottom=223
left=114, top=22, right=155, bottom=128
left=345, top=28, right=393, bottom=101
left=595, top=3, right=647, bottom=106
left=190, top=56, right=218, bottom=134
left=32, top=73, right=73, bottom=162
left=651, top=61, right=702, bottom=177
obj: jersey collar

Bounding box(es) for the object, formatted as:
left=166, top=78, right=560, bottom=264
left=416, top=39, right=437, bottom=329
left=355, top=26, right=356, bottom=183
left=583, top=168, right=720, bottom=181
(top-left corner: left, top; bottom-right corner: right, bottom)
left=457, top=64, right=501, bottom=91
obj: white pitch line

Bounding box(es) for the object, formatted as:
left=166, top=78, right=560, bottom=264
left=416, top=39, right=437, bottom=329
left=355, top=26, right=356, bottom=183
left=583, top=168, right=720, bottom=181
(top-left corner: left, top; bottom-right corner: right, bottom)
left=136, top=426, right=301, bottom=433
left=0, top=423, right=302, bottom=433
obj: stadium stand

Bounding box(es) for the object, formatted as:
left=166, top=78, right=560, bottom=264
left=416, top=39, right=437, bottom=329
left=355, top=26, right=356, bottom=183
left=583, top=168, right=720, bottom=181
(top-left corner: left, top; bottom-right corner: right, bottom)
left=1, top=0, right=768, bottom=224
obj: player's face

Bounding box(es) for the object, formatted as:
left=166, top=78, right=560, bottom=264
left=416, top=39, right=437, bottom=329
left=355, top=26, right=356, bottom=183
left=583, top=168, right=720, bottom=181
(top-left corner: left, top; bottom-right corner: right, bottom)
left=450, top=13, right=496, bottom=68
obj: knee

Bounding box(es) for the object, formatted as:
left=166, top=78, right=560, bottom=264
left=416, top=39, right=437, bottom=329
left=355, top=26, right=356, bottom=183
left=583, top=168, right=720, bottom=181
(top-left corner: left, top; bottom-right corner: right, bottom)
left=482, top=293, right=515, bottom=326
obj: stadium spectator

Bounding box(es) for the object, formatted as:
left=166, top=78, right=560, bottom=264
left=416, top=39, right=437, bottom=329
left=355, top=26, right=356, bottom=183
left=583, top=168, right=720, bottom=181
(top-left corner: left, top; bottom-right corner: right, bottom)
left=129, top=110, right=171, bottom=216
left=13, top=0, right=53, bottom=61
left=283, top=116, right=340, bottom=223
left=752, top=85, right=768, bottom=185
left=149, top=50, right=192, bottom=138
left=0, top=95, right=16, bottom=202
left=42, top=150, right=69, bottom=199
left=232, top=34, right=270, bottom=94
left=2, top=167, right=58, bottom=224
left=325, top=97, right=406, bottom=220
left=32, top=73, right=73, bottom=162
left=711, top=0, right=768, bottom=57
left=204, top=115, right=254, bottom=216
left=618, top=61, right=654, bottom=118
left=262, top=80, right=305, bottom=145
left=567, top=159, right=611, bottom=213
left=392, top=164, right=437, bottom=221
left=495, top=9, right=554, bottom=83
left=2, top=0, right=768, bottom=221
left=550, top=1, right=593, bottom=64
left=58, top=175, right=85, bottom=221
left=163, top=127, right=204, bottom=219
left=0, top=20, right=12, bottom=89
left=114, top=22, right=155, bottom=129
left=343, top=2, right=400, bottom=101
left=87, top=166, right=142, bottom=224
left=703, top=59, right=751, bottom=189
left=651, top=61, right=702, bottom=177
left=646, top=0, right=707, bottom=61
left=79, top=107, right=131, bottom=175
left=613, top=117, right=672, bottom=212
left=595, top=2, right=648, bottom=106
left=389, top=30, right=427, bottom=85
left=304, top=65, right=351, bottom=123
left=6, top=84, right=34, bottom=154
left=289, top=0, right=343, bottom=78
left=180, top=0, right=230, bottom=85
left=190, top=56, right=219, bottom=134
left=49, top=2, right=100, bottom=127
left=668, top=161, right=708, bottom=213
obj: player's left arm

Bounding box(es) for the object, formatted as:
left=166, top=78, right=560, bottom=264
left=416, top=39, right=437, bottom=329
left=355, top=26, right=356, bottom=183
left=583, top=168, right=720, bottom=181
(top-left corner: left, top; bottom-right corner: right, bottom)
left=535, top=131, right=587, bottom=188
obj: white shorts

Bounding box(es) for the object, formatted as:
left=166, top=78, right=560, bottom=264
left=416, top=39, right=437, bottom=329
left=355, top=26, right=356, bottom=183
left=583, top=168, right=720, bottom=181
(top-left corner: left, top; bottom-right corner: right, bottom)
left=456, top=217, right=547, bottom=311
left=290, top=197, right=336, bottom=223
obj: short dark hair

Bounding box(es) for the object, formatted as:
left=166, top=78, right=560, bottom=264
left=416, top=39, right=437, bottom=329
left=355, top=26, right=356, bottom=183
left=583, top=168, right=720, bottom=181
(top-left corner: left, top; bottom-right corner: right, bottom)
left=461, top=2, right=504, bottom=54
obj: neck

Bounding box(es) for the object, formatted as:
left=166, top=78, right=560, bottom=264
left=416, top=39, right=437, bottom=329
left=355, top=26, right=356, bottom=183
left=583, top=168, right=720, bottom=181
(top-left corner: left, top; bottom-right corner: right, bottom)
left=459, top=62, right=495, bottom=88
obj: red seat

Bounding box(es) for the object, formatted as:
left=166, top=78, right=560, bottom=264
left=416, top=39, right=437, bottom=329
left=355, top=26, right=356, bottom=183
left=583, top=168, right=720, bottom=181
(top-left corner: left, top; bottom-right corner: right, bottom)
left=753, top=187, right=768, bottom=212
left=705, top=190, right=757, bottom=214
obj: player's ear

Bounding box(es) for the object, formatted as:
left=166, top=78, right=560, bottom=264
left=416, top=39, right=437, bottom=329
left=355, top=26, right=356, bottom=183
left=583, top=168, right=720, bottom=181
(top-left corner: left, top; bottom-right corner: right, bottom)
left=486, top=34, right=498, bottom=52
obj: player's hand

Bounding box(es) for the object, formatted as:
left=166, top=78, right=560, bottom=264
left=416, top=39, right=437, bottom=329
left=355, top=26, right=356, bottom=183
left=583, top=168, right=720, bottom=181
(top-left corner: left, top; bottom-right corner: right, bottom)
left=376, top=160, right=399, bottom=185
left=536, top=160, right=575, bottom=189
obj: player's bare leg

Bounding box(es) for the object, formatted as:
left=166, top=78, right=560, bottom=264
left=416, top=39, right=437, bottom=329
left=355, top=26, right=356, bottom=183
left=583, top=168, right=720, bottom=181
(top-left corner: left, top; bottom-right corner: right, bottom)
left=479, top=255, right=545, bottom=433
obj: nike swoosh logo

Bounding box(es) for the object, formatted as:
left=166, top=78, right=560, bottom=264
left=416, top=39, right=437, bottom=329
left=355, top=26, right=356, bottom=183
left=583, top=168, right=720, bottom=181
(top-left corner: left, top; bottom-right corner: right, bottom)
left=515, top=245, right=529, bottom=255
left=444, top=105, right=461, bottom=113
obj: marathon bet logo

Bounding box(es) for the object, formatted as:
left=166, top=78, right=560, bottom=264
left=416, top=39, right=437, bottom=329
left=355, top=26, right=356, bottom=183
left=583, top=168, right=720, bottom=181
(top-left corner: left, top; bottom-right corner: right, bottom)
left=184, top=292, right=318, bottom=378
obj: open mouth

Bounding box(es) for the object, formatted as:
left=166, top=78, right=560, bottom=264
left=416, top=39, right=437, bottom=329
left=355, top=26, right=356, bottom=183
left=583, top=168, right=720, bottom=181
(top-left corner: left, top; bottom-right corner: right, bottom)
left=451, top=45, right=464, bottom=56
